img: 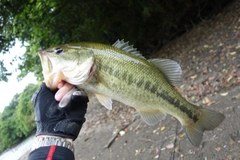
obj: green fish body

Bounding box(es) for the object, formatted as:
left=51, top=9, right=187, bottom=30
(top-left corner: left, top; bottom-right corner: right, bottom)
left=39, top=40, right=225, bottom=147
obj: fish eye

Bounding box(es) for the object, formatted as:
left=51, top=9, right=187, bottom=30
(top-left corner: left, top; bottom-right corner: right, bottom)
left=54, top=48, right=64, bottom=54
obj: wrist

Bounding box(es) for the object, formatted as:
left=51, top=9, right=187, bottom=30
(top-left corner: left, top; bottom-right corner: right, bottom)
left=36, top=135, right=73, bottom=142
left=32, top=135, right=74, bottom=152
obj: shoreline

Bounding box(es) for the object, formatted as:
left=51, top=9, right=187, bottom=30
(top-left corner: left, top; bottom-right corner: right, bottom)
left=0, top=134, right=35, bottom=160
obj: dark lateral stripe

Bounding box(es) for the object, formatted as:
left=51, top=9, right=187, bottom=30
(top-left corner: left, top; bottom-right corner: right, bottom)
left=127, top=74, right=133, bottom=85
left=144, top=81, right=151, bottom=91
left=100, top=64, right=197, bottom=121
left=101, top=64, right=134, bottom=83
left=156, top=91, right=197, bottom=121
left=136, top=79, right=144, bottom=87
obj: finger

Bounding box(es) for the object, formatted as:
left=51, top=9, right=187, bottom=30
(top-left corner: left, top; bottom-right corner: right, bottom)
left=32, top=82, right=54, bottom=104
left=59, top=87, right=78, bottom=108
left=57, top=80, right=65, bottom=89
left=73, top=91, right=87, bottom=96
left=55, top=83, right=74, bottom=101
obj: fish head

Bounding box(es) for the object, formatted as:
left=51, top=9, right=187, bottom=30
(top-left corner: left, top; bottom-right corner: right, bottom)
left=39, top=44, right=95, bottom=90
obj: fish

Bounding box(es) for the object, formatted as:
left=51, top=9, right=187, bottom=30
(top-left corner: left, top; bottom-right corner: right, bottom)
left=38, top=39, right=225, bottom=147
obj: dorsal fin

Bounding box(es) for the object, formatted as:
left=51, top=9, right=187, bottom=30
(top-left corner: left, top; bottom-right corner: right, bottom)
left=148, top=59, right=183, bottom=86
left=112, top=39, right=145, bottom=59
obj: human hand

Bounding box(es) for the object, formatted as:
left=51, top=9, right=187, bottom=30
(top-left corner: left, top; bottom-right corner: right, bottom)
left=32, top=82, right=88, bottom=140
left=55, top=81, right=74, bottom=101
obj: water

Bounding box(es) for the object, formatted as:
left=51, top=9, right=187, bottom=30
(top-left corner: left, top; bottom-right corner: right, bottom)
left=0, top=135, right=35, bottom=160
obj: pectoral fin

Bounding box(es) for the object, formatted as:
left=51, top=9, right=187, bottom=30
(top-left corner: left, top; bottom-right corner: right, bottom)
left=95, top=93, right=113, bottom=110
left=94, top=74, right=110, bottom=89
left=138, top=110, right=166, bottom=126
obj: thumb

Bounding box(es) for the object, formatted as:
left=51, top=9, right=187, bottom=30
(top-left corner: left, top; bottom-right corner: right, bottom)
left=59, top=87, right=78, bottom=108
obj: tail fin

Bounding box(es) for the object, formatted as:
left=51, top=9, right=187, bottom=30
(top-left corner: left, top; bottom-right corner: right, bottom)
left=183, top=108, right=225, bottom=147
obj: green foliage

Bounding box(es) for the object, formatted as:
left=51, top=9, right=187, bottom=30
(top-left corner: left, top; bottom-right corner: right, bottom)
left=16, top=84, right=38, bottom=135
left=0, top=83, right=38, bottom=153
left=0, top=0, right=232, bottom=82
left=0, top=61, right=12, bottom=82
left=0, top=118, right=19, bottom=149
left=1, top=93, right=20, bottom=121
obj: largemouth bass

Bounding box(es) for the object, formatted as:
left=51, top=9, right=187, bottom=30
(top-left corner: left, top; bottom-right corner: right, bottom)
left=39, top=40, right=225, bottom=147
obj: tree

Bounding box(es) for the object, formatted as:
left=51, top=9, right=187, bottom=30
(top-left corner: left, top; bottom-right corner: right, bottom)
left=1, top=93, right=20, bottom=121
left=16, top=83, right=38, bottom=136
left=0, top=118, right=19, bottom=149
left=0, top=61, right=12, bottom=82
left=0, top=83, right=38, bottom=152
left=0, top=0, right=232, bottom=82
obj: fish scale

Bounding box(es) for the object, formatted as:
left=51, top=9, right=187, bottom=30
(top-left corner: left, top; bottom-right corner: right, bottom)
left=39, top=39, right=225, bottom=147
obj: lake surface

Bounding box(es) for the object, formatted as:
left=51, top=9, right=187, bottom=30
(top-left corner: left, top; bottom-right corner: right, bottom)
left=0, top=135, right=35, bottom=160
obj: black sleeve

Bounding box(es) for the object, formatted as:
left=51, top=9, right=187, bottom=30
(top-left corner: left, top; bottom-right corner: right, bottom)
left=28, top=145, right=74, bottom=160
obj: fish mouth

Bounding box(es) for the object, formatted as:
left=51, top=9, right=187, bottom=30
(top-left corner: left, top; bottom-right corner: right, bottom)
left=38, top=50, right=56, bottom=89
left=38, top=50, right=53, bottom=73
left=38, top=50, right=47, bottom=64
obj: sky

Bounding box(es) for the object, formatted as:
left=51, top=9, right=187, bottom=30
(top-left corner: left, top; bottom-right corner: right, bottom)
left=0, top=41, right=37, bottom=113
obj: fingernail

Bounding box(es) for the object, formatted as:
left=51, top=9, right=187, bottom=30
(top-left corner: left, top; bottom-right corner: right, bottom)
left=55, top=91, right=62, bottom=101
left=57, top=81, right=64, bottom=89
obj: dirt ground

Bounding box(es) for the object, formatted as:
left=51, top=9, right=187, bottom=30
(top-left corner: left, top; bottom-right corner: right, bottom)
left=20, top=0, right=240, bottom=160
